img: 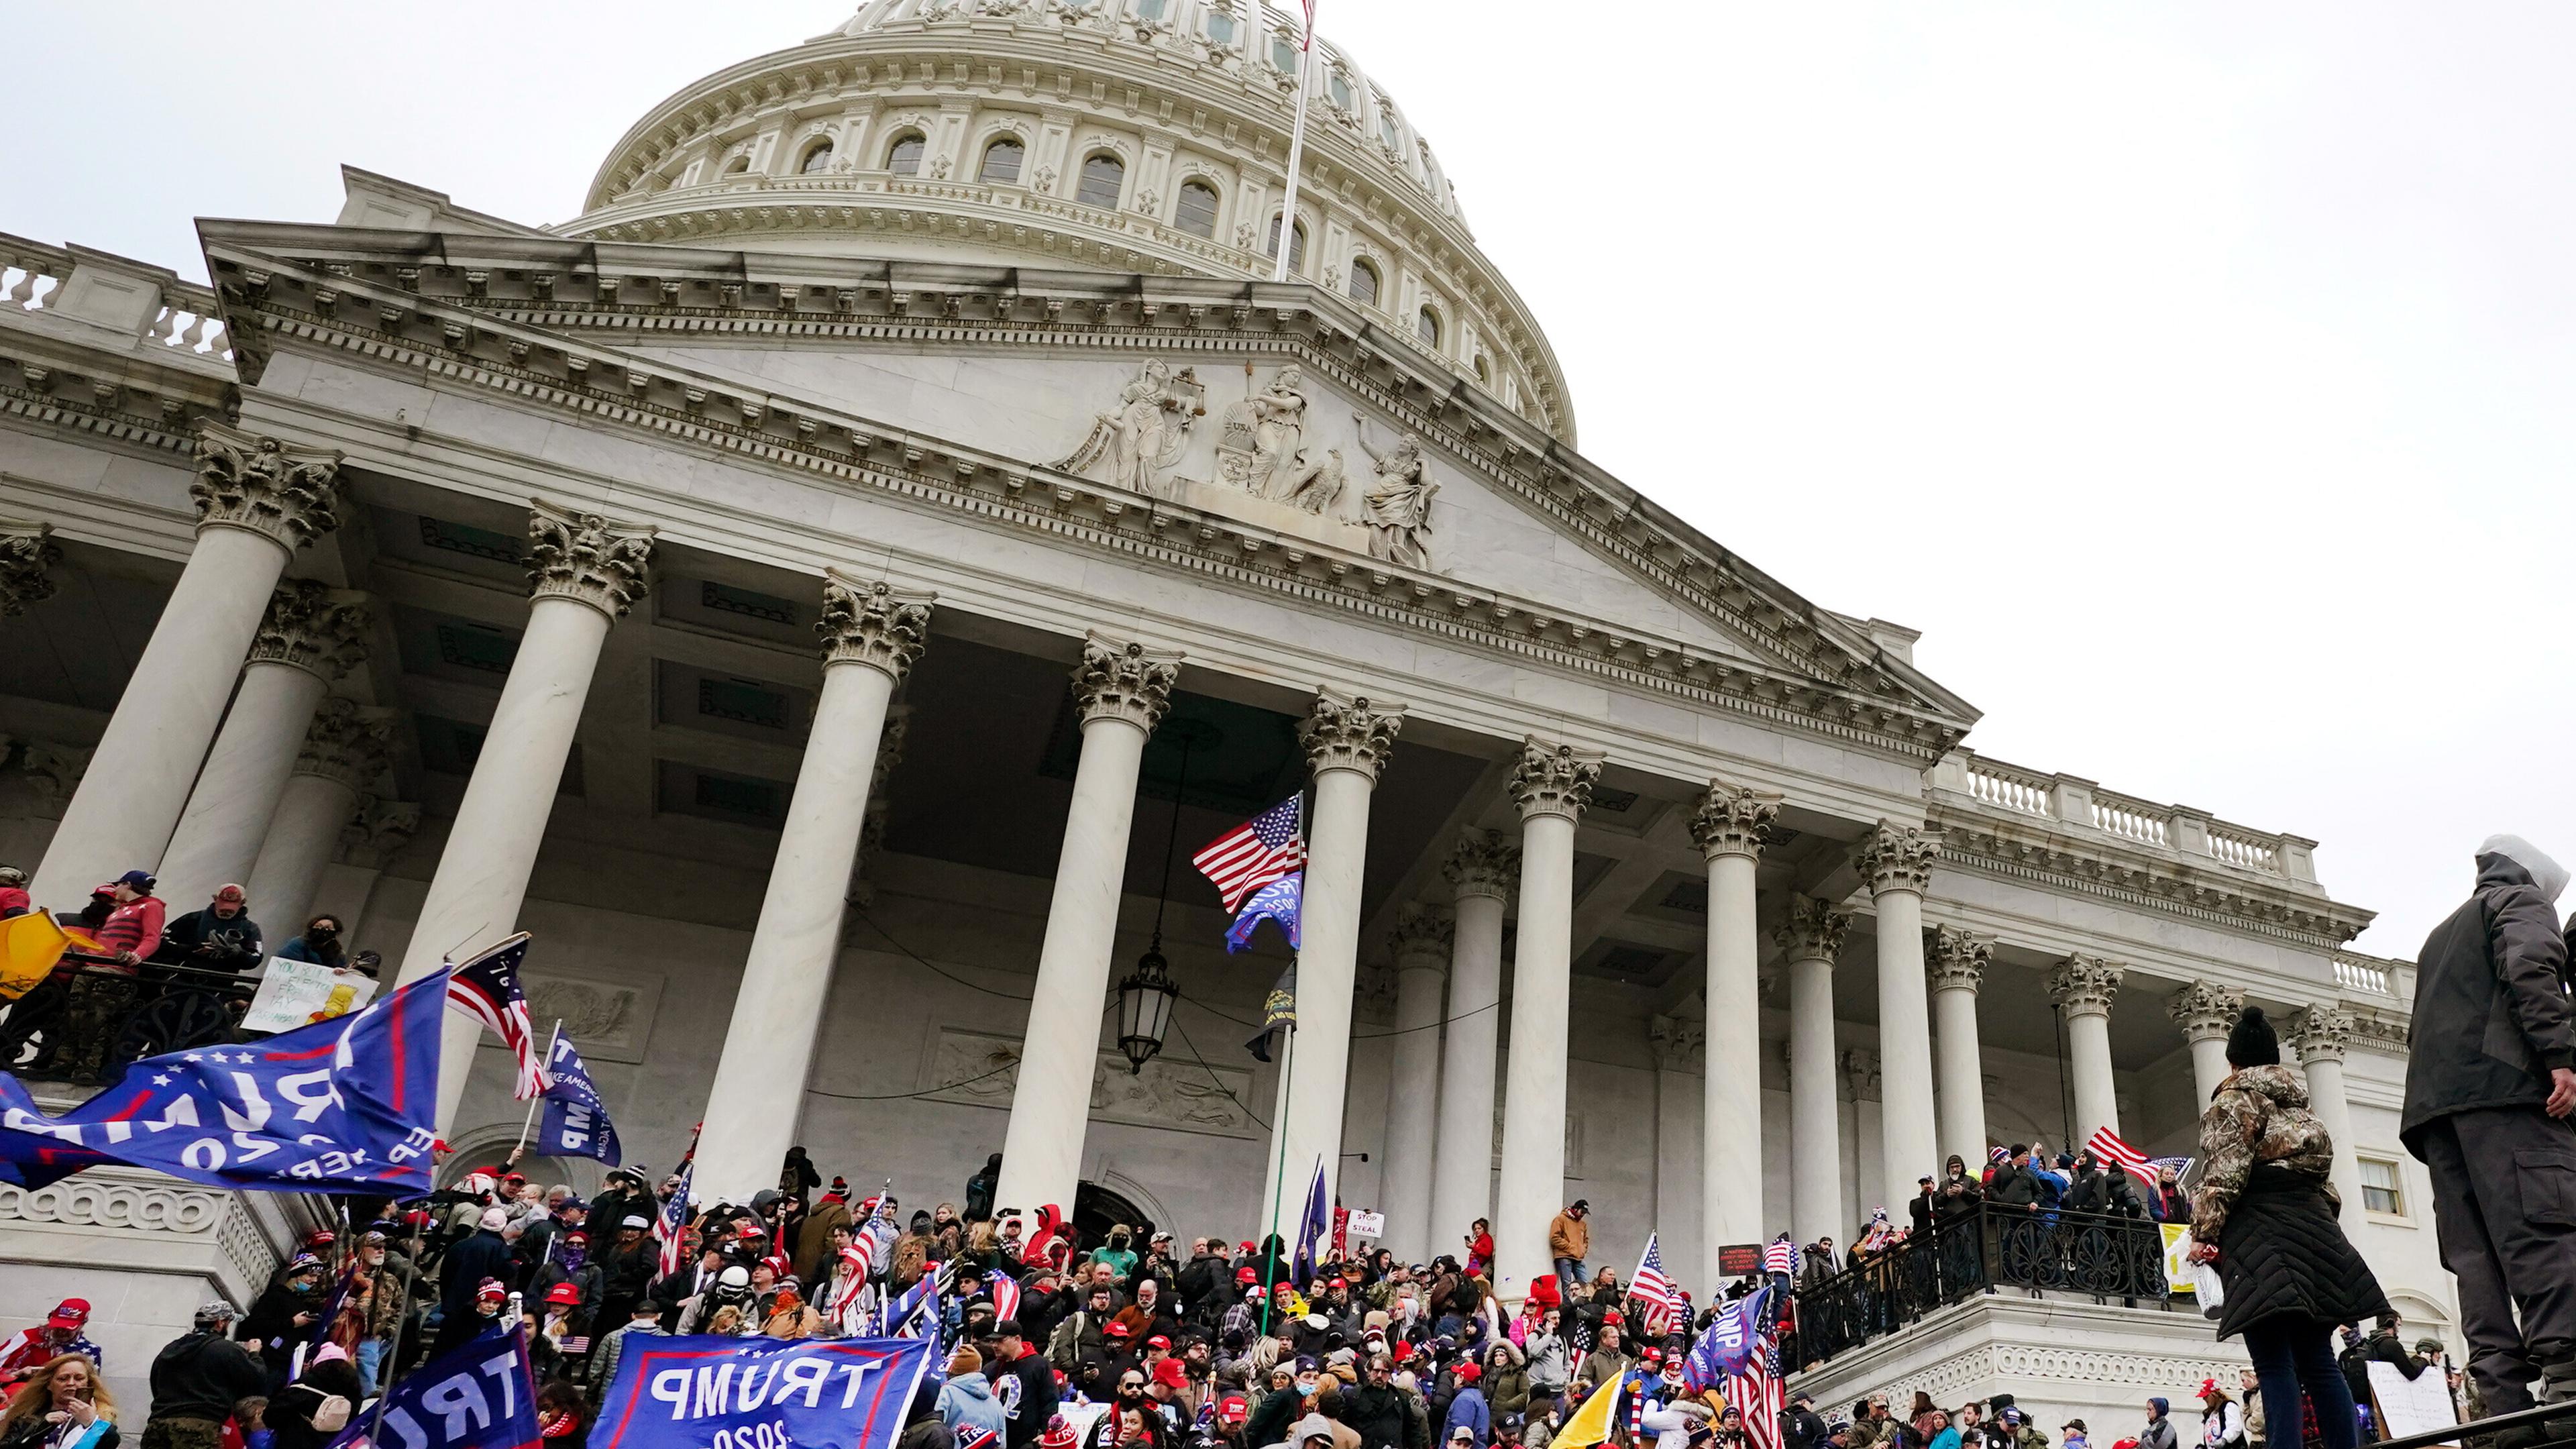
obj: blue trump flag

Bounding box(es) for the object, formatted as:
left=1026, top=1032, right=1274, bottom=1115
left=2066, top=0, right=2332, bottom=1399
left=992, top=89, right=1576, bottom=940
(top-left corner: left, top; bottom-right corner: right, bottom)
left=1683, top=1283, right=1768, bottom=1391
left=0, top=967, right=451, bottom=1192
left=536, top=1032, right=622, bottom=1165
left=332, top=1321, right=537, bottom=1449
left=1226, top=873, right=1301, bottom=955
left=596, top=1335, right=932, bottom=1449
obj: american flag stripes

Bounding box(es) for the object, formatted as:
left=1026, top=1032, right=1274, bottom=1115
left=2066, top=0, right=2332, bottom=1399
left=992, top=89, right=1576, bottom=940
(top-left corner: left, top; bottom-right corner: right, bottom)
left=828, top=1243, right=873, bottom=1324
left=989, top=1272, right=1022, bottom=1328
left=1723, top=1328, right=1786, bottom=1449
left=1764, top=1235, right=1799, bottom=1277
left=1192, top=796, right=1306, bottom=913
left=2087, top=1125, right=2154, bottom=1182
left=653, top=1158, right=695, bottom=1279
left=445, top=933, right=553, bottom=1100
left=1630, top=1233, right=1680, bottom=1332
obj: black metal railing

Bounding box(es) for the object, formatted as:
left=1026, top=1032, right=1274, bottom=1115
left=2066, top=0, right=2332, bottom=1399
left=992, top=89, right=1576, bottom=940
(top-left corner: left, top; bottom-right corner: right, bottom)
left=1790, top=1203, right=2176, bottom=1365
left=0, top=959, right=259, bottom=1084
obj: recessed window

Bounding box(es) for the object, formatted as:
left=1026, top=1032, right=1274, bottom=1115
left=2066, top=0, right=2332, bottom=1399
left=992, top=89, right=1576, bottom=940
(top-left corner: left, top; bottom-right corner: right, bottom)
left=980, top=138, right=1025, bottom=184
left=699, top=678, right=790, bottom=730
left=1077, top=153, right=1125, bottom=208
left=799, top=140, right=835, bottom=174
left=435, top=624, right=520, bottom=676
left=700, top=581, right=796, bottom=626
left=696, top=773, right=782, bottom=819
left=1175, top=180, right=1220, bottom=239
left=1348, top=258, right=1379, bottom=307
left=1380, top=115, right=1401, bottom=149
left=724, top=156, right=751, bottom=176
left=1267, top=215, right=1307, bottom=275
left=1204, top=7, right=1236, bottom=43
left=887, top=133, right=926, bottom=176
left=2361, top=1157, right=2405, bottom=1216
left=1417, top=307, right=1441, bottom=348
left=1134, top=0, right=1166, bottom=18
left=419, top=516, right=523, bottom=564
left=1328, top=71, right=1354, bottom=110
left=1270, top=34, right=1298, bottom=73
left=1474, top=354, right=1491, bottom=383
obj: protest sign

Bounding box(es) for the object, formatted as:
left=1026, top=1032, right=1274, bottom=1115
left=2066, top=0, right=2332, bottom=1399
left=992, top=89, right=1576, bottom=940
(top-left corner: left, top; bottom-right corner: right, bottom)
left=596, top=1335, right=932, bottom=1449
left=244, top=959, right=376, bottom=1033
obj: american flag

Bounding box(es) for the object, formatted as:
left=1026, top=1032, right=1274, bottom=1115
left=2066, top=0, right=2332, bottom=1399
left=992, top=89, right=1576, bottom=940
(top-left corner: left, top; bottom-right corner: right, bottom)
left=989, top=1271, right=1022, bottom=1328
left=1631, top=1233, right=1680, bottom=1333
left=1193, top=795, right=1306, bottom=913
left=2087, top=1125, right=2154, bottom=1182
left=445, top=933, right=552, bottom=1100
left=1764, top=1236, right=1799, bottom=1276
left=653, top=1158, right=695, bottom=1279
left=1724, top=1327, right=1786, bottom=1449
left=828, top=1243, right=873, bottom=1324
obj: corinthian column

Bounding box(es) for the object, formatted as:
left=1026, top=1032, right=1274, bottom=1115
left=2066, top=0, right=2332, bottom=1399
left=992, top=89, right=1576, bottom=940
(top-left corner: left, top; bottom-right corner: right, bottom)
left=1378, top=904, right=1452, bottom=1263
left=1778, top=896, right=1849, bottom=1252
left=1858, top=821, right=1940, bottom=1199
left=1494, top=737, right=1601, bottom=1303
left=245, top=699, right=394, bottom=935
left=695, top=576, right=932, bottom=1205
left=994, top=635, right=1180, bottom=1219
left=1263, top=688, right=1405, bottom=1223
left=158, top=582, right=371, bottom=910
left=2169, top=980, right=2244, bottom=1106
left=1428, top=829, right=1516, bottom=1254
left=32, top=424, right=343, bottom=907
left=2291, top=1004, right=2363, bottom=1228
left=2049, top=955, right=2126, bottom=1146
left=1691, top=781, right=1776, bottom=1274
left=397, top=500, right=655, bottom=1128
left=1927, top=924, right=1993, bottom=1171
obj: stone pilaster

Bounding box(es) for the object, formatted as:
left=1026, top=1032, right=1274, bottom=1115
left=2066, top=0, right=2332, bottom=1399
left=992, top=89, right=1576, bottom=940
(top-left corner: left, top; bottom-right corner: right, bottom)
left=1926, top=924, right=1994, bottom=1171
left=1650, top=1013, right=1707, bottom=1072
left=1071, top=631, right=1181, bottom=730
left=0, top=521, right=61, bottom=615
left=1508, top=735, right=1603, bottom=822
left=818, top=571, right=934, bottom=680
left=292, top=698, right=394, bottom=790
left=1300, top=687, right=1404, bottom=781
left=2051, top=955, right=2127, bottom=1144
left=248, top=580, right=372, bottom=682
left=339, top=797, right=421, bottom=868
left=527, top=498, right=655, bottom=617
left=189, top=422, right=345, bottom=550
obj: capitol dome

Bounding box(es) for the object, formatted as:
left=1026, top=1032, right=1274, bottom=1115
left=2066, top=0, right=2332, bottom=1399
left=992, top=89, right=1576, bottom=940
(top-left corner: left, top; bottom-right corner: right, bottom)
left=563, top=0, right=1572, bottom=439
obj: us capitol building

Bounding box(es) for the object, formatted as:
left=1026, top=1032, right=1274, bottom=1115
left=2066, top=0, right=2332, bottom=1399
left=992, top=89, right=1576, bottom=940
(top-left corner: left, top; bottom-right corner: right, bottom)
left=0, top=0, right=2452, bottom=1425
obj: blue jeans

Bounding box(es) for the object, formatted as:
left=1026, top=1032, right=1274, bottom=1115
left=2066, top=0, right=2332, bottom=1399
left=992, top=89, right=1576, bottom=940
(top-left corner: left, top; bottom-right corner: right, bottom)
left=1554, top=1257, right=1587, bottom=1288
left=356, top=1336, right=385, bottom=1396
left=2242, top=1318, right=2358, bottom=1449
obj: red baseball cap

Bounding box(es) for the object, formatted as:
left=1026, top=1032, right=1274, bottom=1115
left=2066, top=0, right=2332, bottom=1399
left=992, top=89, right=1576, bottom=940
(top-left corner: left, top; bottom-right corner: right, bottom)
left=1237, top=1267, right=1260, bottom=1285
left=1153, top=1358, right=1189, bottom=1389
left=1603, top=1309, right=1624, bottom=1325
left=545, top=1283, right=582, bottom=1305
left=1218, top=1397, right=1250, bottom=1426
left=1455, top=1364, right=1481, bottom=1383
left=1147, top=1335, right=1171, bottom=1349
left=46, top=1299, right=89, bottom=1329
left=1106, top=1322, right=1133, bottom=1338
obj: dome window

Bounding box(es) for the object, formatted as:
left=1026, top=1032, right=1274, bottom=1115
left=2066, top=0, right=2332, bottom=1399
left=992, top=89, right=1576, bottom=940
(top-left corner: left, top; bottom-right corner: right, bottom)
left=1175, top=180, right=1220, bottom=239
left=1328, top=71, right=1354, bottom=111
left=1077, top=153, right=1126, bottom=209
left=1348, top=258, right=1379, bottom=307
left=1474, top=354, right=1491, bottom=384
left=1380, top=113, right=1401, bottom=150
left=1134, top=0, right=1167, bottom=19
left=887, top=133, right=927, bottom=176
left=799, top=140, right=835, bottom=174
left=1270, top=34, right=1299, bottom=74
left=1417, top=307, right=1441, bottom=349
left=1266, top=215, right=1307, bottom=275
left=1204, top=7, right=1237, bottom=43
left=724, top=156, right=753, bottom=176
left=980, top=138, right=1025, bottom=184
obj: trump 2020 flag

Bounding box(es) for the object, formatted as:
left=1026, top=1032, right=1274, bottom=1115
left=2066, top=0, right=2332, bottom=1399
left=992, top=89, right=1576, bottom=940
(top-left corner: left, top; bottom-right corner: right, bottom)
left=595, top=1335, right=932, bottom=1449
left=1683, top=1283, right=1768, bottom=1392
left=330, top=1320, right=536, bottom=1449
left=0, top=967, right=451, bottom=1193
left=1226, top=873, right=1302, bottom=956
left=537, top=1033, right=622, bottom=1165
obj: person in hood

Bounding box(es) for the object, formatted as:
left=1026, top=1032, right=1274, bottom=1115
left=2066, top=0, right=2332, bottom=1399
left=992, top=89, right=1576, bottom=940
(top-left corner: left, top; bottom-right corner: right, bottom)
left=936, top=1346, right=1008, bottom=1443
left=2190, top=1008, right=2385, bottom=1449
left=2402, top=834, right=2576, bottom=1431
left=438, top=1207, right=517, bottom=1354
left=143, top=1304, right=264, bottom=1449
left=2136, top=1401, right=2175, bottom=1449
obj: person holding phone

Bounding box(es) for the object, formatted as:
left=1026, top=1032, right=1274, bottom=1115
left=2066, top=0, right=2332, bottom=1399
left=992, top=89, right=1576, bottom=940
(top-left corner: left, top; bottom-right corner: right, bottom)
left=0, top=1354, right=118, bottom=1449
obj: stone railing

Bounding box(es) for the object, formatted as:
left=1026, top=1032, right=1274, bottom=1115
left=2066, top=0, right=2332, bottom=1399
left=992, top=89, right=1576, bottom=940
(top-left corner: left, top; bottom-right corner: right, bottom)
left=2332, top=950, right=2410, bottom=999
left=1934, top=747, right=2320, bottom=886
left=1, top=232, right=232, bottom=362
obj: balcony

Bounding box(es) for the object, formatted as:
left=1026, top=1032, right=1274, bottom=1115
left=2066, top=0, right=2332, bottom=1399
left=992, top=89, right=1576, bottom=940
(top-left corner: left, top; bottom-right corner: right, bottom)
left=1, top=959, right=260, bottom=1087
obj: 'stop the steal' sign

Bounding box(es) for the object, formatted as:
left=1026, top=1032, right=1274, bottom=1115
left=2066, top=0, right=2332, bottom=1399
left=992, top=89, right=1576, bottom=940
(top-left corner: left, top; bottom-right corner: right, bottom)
left=596, top=1336, right=933, bottom=1449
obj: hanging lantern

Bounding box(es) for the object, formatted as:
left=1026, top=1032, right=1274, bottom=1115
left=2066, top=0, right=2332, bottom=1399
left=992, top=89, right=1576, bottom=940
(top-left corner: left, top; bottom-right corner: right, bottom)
left=1116, top=945, right=1179, bottom=1073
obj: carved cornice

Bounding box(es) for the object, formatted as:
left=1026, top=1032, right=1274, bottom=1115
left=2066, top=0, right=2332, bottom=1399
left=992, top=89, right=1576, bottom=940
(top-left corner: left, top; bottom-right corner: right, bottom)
left=1385, top=902, right=1453, bottom=969
left=2290, top=1002, right=2355, bottom=1065
left=1858, top=820, right=1939, bottom=896
left=1690, top=781, right=1777, bottom=861
left=1508, top=735, right=1603, bottom=824
left=190, top=420, right=344, bottom=550
left=1932, top=810, right=2369, bottom=949
left=527, top=498, right=655, bottom=616
left=290, top=697, right=394, bottom=790
left=2047, top=955, right=2125, bottom=1018
left=1071, top=631, right=1181, bottom=732
left=0, top=521, right=60, bottom=615
left=1299, top=687, right=1404, bottom=783
left=2346, top=1008, right=2410, bottom=1055
left=1650, top=1012, right=1706, bottom=1073
left=1774, top=894, right=1850, bottom=963
left=1442, top=827, right=1519, bottom=904
left=2167, top=980, right=2244, bottom=1045
left=248, top=580, right=370, bottom=680
left=817, top=570, right=934, bottom=681
left=1925, top=924, right=1990, bottom=994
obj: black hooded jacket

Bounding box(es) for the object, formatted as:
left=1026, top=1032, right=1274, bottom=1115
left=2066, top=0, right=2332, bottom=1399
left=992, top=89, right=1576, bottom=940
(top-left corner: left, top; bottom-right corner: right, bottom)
left=2401, top=853, right=2576, bottom=1152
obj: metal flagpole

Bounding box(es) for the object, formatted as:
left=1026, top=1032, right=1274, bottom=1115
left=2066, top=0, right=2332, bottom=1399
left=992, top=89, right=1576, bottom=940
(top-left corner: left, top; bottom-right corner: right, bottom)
left=512, top=1020, right=564, bottom=1159
left=1260, top=1020, right=1295, bottom=1336
left=1269, top=0, right=1317, bottom=282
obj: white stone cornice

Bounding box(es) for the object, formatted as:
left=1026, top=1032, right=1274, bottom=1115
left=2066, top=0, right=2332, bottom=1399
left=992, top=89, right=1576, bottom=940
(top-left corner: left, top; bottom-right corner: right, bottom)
left=1071, top=631, right=1181, bottom=731
left=1690, top=780, right=1778, bottom=861
left=247, top=580, right=371, bottom=681
left=1931, top=812, right=2369, bottom=949
left=1507, top=735, right=1602, bottom=824
left=1775, top=894, right=1850, bottom=962
left=2167, top=979, right=2244, bottom=1044
left=2290, top=1002, right=2355, bottom=1064
left=1858, top=820, right=1939, bottom=896
left=1385, top=901, right=1452, bottom=969
left=2047, top=955, right=2125, bottom=1019
left=1442, top=827, right=1518, bottom=903
left=527, top=497, right=656, bottom=616
left=190, top=419, right=345, bottom=551
left=0, top=520, right=60, bottom=616
left=816, top=569, right=934, bottom=681
left=1925, top=924, right=1990, bottom=994
left=1299, top=686, right=1404, bottom=783
left=290, top=698, right=394, bottom=790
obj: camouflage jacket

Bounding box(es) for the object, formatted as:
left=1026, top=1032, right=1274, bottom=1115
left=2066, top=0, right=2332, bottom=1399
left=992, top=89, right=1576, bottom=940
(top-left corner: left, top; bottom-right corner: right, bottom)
left=2192, top=1065, right=2339, bottom=1240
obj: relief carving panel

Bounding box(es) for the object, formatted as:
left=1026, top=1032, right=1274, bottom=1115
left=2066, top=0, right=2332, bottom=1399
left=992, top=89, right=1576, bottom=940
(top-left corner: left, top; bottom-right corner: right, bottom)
left=923, top=1026, right=1256, bottom=1139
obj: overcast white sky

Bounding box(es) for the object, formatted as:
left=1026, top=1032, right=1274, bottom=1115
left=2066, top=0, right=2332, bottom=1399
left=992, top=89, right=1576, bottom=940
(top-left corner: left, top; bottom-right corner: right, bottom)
left=13, top=4, right=2572, bottom=956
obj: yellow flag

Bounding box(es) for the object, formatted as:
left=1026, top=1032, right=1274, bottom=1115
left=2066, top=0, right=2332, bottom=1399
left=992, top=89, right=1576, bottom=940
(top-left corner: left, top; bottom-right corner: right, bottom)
left=1549, top=1378, right=1625, bottom=1449
left=0, top=911, right=73, bottom=1001
left=2161, top=1223, right=2196, bottom=1293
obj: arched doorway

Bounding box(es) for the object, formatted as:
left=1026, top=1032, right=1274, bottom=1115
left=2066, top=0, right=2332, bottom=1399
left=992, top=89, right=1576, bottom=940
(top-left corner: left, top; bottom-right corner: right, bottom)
left=1073, top=1180, right=1155, bottom=1246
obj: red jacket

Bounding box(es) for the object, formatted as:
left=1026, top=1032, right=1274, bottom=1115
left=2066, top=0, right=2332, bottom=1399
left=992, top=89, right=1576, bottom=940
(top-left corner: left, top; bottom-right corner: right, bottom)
left=89, top=893, right=165, bottom=971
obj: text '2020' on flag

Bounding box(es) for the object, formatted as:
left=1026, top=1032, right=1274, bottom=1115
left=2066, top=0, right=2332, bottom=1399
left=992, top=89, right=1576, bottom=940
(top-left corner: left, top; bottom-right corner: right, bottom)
left=0, top=966, right=451, bottom=1193
left=329, top=1320, right=537, bottom=1449
left=594, top=1335, right=932, bottom=1449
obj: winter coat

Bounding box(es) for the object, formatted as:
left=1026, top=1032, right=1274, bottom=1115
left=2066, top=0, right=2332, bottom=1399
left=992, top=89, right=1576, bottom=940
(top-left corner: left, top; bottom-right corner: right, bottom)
left=1443, top=1389, right=1491, bottom=1445
left=1344, top=1383, right=1423, bottom=1449
left=1578, top=1348, right=1629, bottom=1394
left=1520, top=1332, right=1568, bottom=1392
left=2065, top=1170, right=2142, bottom=1218
left=1986, top=1166, right=2041, bottom=1210
left=1481, top=1348, right=1529, bottom=1418
left=1546, top=1214, right=1589, bottom=1261
left=2192, top=1065, right=2391, bottom=1339
left=2401, top=853, right=2576, bottom=1150
left=793, top=1198, right=854, bottom=1285
left=148, top=1329, right=266, bottom=1421
left=938, top=1373, right=1010, bottom=1442
left=2139, top=1420, right=2176, bottom=1449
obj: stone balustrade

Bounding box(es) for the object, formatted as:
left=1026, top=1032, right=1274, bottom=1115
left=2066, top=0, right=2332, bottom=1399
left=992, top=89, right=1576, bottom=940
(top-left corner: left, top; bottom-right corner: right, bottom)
left=1, top=231, right=231, bottom=362
left=1935, top=746, right=2320, bottom=885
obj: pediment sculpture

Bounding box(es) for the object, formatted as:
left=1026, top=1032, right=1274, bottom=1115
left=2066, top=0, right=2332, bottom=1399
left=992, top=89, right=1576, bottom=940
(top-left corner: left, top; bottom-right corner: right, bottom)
left=1055, top=358, right=1206, bottom=494
left=1354, top=415, right=1436, bottom=569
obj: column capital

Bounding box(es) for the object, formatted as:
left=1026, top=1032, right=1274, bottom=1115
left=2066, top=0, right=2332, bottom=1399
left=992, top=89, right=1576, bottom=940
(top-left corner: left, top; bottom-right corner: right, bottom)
left=1650, top=1012, right=1705, bottom=1072
left=1387, top=902, right=1453, bottom=970
left=1925, top=924, right=1991, bottom=993
left=1690, top=780, right=1778, bottom=861
left=817, top=570, right=934, bottom=681
left=1840, top=1046, right=1881, bottom=1102
left=2047, top=954, right=2126, bottom=1018
left=2167, top=979, right=2245, bottom=1044
left=0, top=521, right=60, bottom=616
left=1773, top=894, right=1850, bottom=962
left=337, top=794, right=421, bottom=869
left=1300, top=688, right=1405, bottom=782
left=248, top=580, right=372, bottom=681
left=2290, top=1002, right=2355, bottom=1064
left=1508, top=736, right=1603, bottom=824
left=1857, top=819, right=1939, bottom=895
left=291, top=698, right=395, bottom=790
left=190, top=421, right=346, bottom=551
left=1071, top=631, right=1182, bottom=731
left=1442, top=827, right=1520, bottom=903
left=527, top=498, right=656, bottom=618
